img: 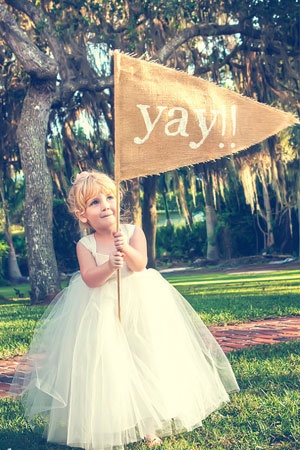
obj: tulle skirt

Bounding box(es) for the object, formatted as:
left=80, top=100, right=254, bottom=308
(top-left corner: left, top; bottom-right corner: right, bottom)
left=11, top=269, right=239, bottom=450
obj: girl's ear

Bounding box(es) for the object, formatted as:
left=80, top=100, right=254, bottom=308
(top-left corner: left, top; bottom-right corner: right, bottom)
left=75, top=210, right=88, bottom=223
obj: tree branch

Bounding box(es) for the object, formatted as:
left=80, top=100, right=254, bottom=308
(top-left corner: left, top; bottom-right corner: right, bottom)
left=194, top=41, right=246, bottom=76
left=0, top=3, right=57, bottom=79
left=157, top=23, right=248, bottom=63
left=1, top=0, right=113, bottom=103
left=157, top=17, right=297, bottom=65
left=5, top=0, right=73, bottom=81
left=52, top=75, right=114, bottom=107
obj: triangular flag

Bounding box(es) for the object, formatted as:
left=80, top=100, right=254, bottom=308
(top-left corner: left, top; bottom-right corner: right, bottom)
left=114, top=51, right=297, bottom=182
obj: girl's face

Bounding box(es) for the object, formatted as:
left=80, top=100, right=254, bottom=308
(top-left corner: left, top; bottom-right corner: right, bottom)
left=79, top=192, right=117, bottom=232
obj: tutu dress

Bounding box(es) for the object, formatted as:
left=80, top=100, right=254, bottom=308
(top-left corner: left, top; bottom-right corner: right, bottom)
left=11, top=224, right=239, bottom=450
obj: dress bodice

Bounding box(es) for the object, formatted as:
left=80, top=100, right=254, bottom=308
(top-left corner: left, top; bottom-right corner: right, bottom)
left=79, top=224, right=135, bottom=277
left=12, top=223, right=239, bottom=450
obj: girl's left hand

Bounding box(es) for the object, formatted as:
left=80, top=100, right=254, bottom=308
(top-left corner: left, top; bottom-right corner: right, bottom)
left=113, top=231, right=126, bottom=252
left=109, top=250, right=124, bottom=269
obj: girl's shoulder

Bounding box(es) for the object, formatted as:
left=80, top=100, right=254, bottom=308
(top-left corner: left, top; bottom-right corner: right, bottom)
left=121, top=223, right=136, bottom=240
left=78, top=233, right=96, bottom=253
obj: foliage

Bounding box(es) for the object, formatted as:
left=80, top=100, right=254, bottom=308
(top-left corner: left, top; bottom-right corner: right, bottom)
left=0, top=231, right=28, bottom=279
left=52, top=199, right=80, bottom=273
left=0, top=240, right=8, bottom=283
left=0, top=0, right=299, bottom=295
left=156, top=207, right=260, bottom=262
left=156, top=222, right=207, bottom=263
left=216, top=210, right=259, bottom=258
left=10, top=232, right=28, bottom=276
left=0, top=197, right=80, bottom=279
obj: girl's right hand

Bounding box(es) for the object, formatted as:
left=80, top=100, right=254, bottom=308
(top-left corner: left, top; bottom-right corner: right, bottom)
left=109, top=251, right=124, bottom=269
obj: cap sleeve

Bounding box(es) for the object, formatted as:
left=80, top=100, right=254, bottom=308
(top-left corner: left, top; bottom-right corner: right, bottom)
left=78, top=234, right=96, bottom=255
left=121, top=224, right=135, bottom=242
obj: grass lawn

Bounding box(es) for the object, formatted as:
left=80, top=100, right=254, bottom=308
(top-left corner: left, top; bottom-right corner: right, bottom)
left=165, top=269, right=300, bottom=325
left=0, top=268, right=299, bottom=449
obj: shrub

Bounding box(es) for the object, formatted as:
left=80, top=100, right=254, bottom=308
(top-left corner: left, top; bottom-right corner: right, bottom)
left=156, top=222, right=206, bottom=264
left=0, top=240, right=9, bottom=284
left=53, top=199, right=80, bottom=273
left=12, top=233, right=28, bottom=277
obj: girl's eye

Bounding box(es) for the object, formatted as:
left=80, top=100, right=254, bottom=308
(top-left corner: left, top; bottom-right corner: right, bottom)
left=89, top=199, right=99, bottom=206
left=107, top=195, right=114, bottom=200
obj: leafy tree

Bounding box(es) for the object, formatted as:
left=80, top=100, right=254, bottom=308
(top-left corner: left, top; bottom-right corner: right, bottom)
left=0, top=0, right=299, bottom=301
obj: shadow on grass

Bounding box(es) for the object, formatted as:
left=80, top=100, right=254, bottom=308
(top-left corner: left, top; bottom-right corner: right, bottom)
left=0, top=431, right=65, bottom=450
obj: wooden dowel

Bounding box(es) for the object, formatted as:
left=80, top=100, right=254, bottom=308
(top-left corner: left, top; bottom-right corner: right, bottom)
left=116, top=180, right=121, bottom=321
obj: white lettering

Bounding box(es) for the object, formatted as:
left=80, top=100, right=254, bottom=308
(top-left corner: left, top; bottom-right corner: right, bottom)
left=189, top=109, right=219, bottom=149
left=134, top=105, right=167, bottom=144
left=133, top=105, right=235, bottom=149
left=165, top=107, right=189, bottom=137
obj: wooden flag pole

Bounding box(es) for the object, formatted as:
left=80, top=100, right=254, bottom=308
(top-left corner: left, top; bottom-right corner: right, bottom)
left=114, top=52, right=122, bottom=321
left=116, top=180, right=121, bottom=321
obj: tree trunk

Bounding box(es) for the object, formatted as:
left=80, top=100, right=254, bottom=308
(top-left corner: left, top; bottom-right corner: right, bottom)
left=222, top=226, right=232, bottom=260
left=3, top=215, right=23, bottom=281
left=142, top=176, right=157, bottom=268
left=297, top=179, right=300, bottom=261
left=174, top=171, right=193, bottom=229
left=17, top=80, right=60, bottom=303
left=4, top=223, right=23, bottom=282
left=7, top=239, right=23, bottom=281
left=125, top=178, right=142, bottom=226
left=162, top=190, right=172, bottom=227
left=205, top=205, right=219, bottom=261
left=200, top=167, right=220, bottom=261
left=261, top=177, right=275, bottom=250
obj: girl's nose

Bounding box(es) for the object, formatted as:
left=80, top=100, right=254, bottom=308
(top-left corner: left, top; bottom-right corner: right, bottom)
left=101, top=200, right=109, bottom=210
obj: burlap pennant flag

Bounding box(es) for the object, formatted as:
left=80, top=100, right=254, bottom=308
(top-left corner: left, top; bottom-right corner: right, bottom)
left=114, top=51, right=297, bottom=182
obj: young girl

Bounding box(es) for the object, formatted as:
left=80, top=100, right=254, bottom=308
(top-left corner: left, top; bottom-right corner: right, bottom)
left=12, top=170, right=239, bottom=450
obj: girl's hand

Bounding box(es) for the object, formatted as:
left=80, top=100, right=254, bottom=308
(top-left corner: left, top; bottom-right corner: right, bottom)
left=112, top=226, right=147, bottom=273
left=113, top=231, right=126, bottom=252
left=109, top=250, right=124, bottom=269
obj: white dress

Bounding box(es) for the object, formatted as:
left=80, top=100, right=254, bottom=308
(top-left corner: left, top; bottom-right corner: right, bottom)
left=11, top=224, right=239, bottom=450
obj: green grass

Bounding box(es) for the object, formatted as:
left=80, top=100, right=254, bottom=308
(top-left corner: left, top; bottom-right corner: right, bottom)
left=0, top=268, right=299, bottom=449
left=164, top=269, right=300, bottom=325
left=0, top=283, right=31, bottom=301
left=0, top=304, right=45, bottom=359
left=0, top=342, right=299, bottom=450
left=0, top=269, right=299, bottom=359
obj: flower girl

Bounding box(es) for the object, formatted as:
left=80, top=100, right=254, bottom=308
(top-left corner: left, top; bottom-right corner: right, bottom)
left=12, top=170, right=239, bottom=450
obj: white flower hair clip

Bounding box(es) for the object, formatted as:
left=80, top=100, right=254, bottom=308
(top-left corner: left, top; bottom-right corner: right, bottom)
left=73, top=171, right=90, bottom=183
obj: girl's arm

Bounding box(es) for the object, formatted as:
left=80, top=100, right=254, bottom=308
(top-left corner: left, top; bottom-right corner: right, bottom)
left=114, top=225, right=148, bottom=272
left=76, top=242, right=123, bottom=288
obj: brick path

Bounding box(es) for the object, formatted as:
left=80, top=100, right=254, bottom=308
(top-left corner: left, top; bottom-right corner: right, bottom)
left=1, top=316, right=299, bottom=399
left=209, top=316, right=300, bottom=353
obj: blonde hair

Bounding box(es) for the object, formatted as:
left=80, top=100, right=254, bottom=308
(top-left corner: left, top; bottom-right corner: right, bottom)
left=68, top=170, right=117, bottom=234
